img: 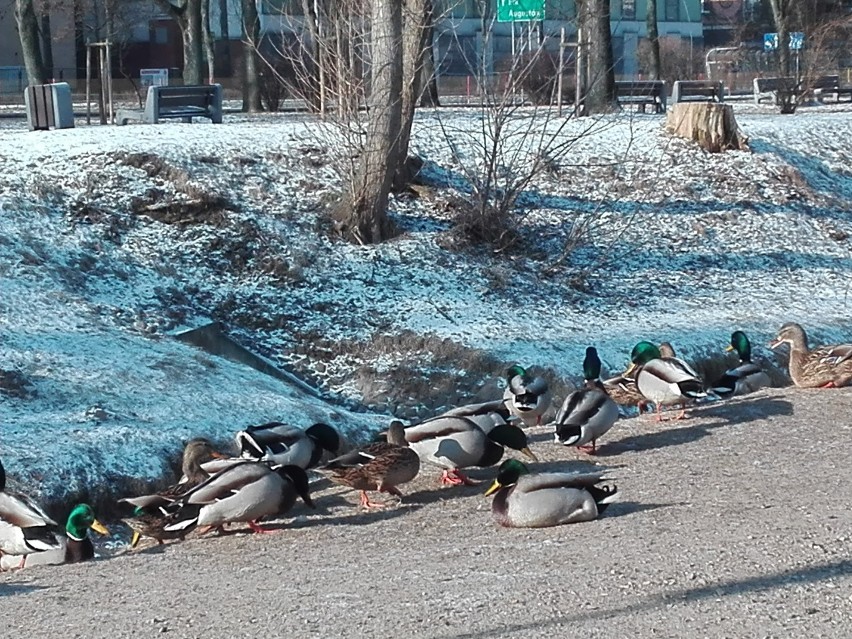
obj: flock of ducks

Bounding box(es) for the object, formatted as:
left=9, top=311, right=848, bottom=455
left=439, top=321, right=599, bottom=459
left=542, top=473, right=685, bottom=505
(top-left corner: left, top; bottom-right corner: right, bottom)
left=1, top=322, right=851, bottom=571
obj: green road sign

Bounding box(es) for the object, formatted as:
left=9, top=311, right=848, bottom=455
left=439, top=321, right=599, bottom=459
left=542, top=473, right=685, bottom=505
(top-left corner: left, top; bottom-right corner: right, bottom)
left=496, top=0, right=545, bottom=22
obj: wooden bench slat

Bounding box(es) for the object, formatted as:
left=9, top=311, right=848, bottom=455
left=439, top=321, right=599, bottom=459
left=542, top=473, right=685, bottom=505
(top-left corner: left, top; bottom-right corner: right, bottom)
left=116, top=84, right=223, bottom=125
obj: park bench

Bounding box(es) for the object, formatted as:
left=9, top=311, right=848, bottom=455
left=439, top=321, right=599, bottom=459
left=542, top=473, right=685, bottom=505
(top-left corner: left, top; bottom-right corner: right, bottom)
left=614, top=80, right=666, bottom=114
left=810, top=75, right=852, bottom=103
left=116, top=84, right=223, bottom=125
left=671, top=80, right=724, bottom=104
left=752, top=76, right=797, bottom=105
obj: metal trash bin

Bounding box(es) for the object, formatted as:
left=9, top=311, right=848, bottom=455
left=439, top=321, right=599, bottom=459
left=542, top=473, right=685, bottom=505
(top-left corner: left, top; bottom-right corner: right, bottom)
left=24, top=82, right=75, bottom=131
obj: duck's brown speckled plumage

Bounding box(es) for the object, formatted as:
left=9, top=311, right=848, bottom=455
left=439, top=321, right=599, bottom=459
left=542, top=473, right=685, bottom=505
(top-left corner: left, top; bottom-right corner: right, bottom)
left=770, top=322, right=852, bottom=388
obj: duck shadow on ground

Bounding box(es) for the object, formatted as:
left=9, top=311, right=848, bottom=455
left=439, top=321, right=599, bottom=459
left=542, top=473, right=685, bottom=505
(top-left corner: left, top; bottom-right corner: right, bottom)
left=0, top=583, right=45, bottom=597
left=595, top=395, right=794, bottom=455
left=603, top=500, right=680, bottom=520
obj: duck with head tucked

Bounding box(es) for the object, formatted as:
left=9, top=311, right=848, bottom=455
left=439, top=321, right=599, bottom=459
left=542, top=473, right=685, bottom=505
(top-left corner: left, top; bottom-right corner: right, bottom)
left=321, top=421, right=420, bottom=509
left=552, top=346, right=619, bottom=454
left=769, top=322, right=852, bottom=388
left=1, top=503, right=108, bottom=570
left=0, top=459, right=63, bottom=567
left=401, top=414, right=537, bottom=486
left=503, top=364, right=551, bottom=427
left=235, top=422, right=341, bottom=469
left=484, top=459, right=617, bottom=528
left=712, top=330, right=771, bottom=396
left=626, top=341, right=706, bottom=421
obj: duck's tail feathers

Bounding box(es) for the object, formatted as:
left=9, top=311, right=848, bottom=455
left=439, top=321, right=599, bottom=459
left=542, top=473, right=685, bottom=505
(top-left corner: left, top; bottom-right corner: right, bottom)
left=162, top=504, right=201, bottom=534
left=587, top=484, right=618, bottom=515
left=678, top=379, right=708, bottom=399
left=235, top=431, right=265, bottom=459
left=553, top=423, right=582, bottom=446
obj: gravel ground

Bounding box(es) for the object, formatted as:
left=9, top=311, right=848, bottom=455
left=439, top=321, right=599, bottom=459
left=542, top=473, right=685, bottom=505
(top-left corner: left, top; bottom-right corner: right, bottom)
left=2, top=387, right=851, bottom=639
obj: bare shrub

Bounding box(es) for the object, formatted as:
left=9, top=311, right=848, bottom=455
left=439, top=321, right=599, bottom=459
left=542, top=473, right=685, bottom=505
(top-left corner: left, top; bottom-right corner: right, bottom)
left=637, top=36, right=704, bottom=84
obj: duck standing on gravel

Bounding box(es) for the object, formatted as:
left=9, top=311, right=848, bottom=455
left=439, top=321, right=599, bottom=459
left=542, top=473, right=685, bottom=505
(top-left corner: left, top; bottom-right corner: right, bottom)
left=712, top=330, right=771, bottom=396
left=321, top=421, right=420, bottom=509
left=484, top=459, right=617, bottom=528
left=236, top=421, right=341, bottom=469
left=402, top=414, right=537, bottom=486
left=769, top=322, right=852, bottom=388
left=0, top=459, right=63, bottom=567
left=552, top=346, right=619, bottom=454
left=626, top=341, right=706, bottom=421
left=1, top=503, right=108, bottom=570
left=503, top=364, right=551, bottom=427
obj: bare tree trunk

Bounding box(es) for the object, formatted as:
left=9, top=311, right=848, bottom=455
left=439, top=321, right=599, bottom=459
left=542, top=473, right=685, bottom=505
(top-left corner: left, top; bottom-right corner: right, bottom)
left=580, top=0, right=616, bottom=113
left=768, top=0, right=791, bottom=76
left=645, top=0, right=660, bottom=81
left=16, top=0, right=47, bottom=86
left=335, top=0, right=402, bottom=244
left=217, top=0, right=232, bottom=77
left=39, top=1, right=54, bottom=80
left=393, top=0, right=433, bottom=190
left=154, top=0, right=204, bottom=85
left=241, top=0, right=262, bottom=112
left=202, top=0, right=215, bottom=83
left=418, top=1, right=439, bottom=108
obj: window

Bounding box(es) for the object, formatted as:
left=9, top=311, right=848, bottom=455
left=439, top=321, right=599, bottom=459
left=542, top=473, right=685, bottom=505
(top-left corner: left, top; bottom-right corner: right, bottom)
left=665, top=0, right=680, bottom=20
left=622, top=0, right=636, bottom=19
left=545, top=0, right=575, bottom=19
left=437, top=0, right=481, bottom=18
left=261, top=0, right=303, bottom=15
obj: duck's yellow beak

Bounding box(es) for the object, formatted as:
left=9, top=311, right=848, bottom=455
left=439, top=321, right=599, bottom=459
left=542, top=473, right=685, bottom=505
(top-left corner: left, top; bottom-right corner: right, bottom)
left=484, top=480, right=502, bottom=497
left=90, top=519, right=109, bottom=536
left=130, top=530, right=141, bottom=549
left=210, top=451, right=228, bottom=459
left=725, top=344, right=735, bottom=352
left=520, top=447, right=538, bottom=462
left=624, top=362, right=637, bottom=376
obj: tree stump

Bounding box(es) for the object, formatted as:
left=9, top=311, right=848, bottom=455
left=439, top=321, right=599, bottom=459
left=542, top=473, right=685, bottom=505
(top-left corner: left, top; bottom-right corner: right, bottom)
left=665, top=102, right=749, bottom=153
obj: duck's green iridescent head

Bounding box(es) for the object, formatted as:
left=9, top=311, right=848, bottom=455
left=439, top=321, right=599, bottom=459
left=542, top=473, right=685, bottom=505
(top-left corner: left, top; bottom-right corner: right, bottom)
left=630, top=341, right=661, bottom=366
left=506, top=364, right=527, bottom=382
left=66, top=503, right=109, bottom=541
left=728, top=331, right=752, bottom=362
left=486, top=424, right=537, bottom=461
left=484, top=458, right=530, bottom=496
left=583, top=346, right=602, bottom=381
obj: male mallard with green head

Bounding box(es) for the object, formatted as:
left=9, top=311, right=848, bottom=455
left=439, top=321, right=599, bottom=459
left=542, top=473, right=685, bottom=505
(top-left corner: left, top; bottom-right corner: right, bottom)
left=1, top=503, right=108, bottom=570
left=402, top=415, right=537, bottom=486
left=712, top=330, right=771, bottom=396
left=484, top=459, right=617, bottom=528
left=769, top=322, right=852, bottom=388
left=321, top=421, right=420, bottom=508
left=503, top=364, right=551, bottom=427
left=552, top=347, right=619, bottom=454
left=626, top=341, right=706, bottom=421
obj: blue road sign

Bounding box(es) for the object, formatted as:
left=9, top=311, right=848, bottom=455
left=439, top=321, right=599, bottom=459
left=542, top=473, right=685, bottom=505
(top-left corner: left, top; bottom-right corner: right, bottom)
left=764, top=33, right=778, bottom=51
left=789, top=32, right=805, bottom=50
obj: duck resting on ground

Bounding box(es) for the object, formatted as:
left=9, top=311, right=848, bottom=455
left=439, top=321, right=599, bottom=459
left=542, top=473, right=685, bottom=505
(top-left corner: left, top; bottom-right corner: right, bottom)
left=484, top=459, right=617, bottom=528
left=321, top=421, right=420, bottom=509
left=401, top=414, right=537, bottom=486
left=503, top=364, right=551, bottom=427
left=1, top=503, right=108, bottom=570
left=235, top=422, right=341, bottom=470
left=552, top=346, right=619, bottom=454
left=626, top=341, right=707, bottom=421
left=712, top=330, right=771, bottom=396
left=0, top=459, right=63, bottom=568
left=769, top=322, right=852, bottom=388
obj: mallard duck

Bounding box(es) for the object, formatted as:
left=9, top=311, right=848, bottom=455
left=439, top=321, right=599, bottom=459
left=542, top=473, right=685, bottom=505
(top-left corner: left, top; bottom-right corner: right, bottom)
left=484, top=459, right=617, bottom=528
left=626, top=341, right=706, bottom=420
left=712, top=330, right=771, bottom=396
left=441, top=399, right=513, bottom=433
left=0, top=459, right=62, bottom=565
left=402, top=415, right=537, bottom=486
left=1, top=503, right=108, bottom=570
left=118, top=438, right=228, bottom=547
left=145, top=461, right=315, bottom=539
left=769, top=322, right=852, bottom=388
left=552, top=347, right=619, bottom=454
left=236, top=422, right=341, bottom=469
left=321, top=421, right=420, bottom=508
left=503, top=364, right=551, bottom=427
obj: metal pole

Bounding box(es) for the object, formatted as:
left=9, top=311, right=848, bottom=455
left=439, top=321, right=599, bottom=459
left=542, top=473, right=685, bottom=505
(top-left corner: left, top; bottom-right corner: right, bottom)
left=557, top=27, right=565, bottom=117
left=98, top=46, right=107, bottom=124
left=85, top=44, right=91, bottom=125
left=575, top=27, right=583, bottom=117
left=105, top=40, right=114, bottom=124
